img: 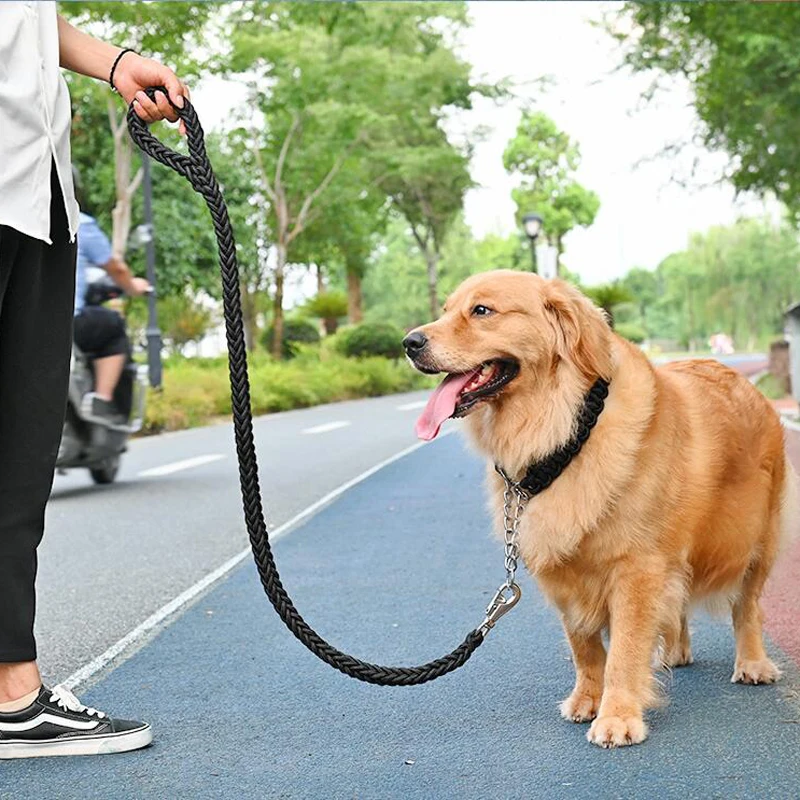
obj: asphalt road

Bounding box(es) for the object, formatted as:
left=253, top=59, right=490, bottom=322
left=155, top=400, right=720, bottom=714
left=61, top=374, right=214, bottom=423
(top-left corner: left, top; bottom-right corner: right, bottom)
left=5, top=434, right=799, bottom=799
left=38, top=389, right=434, bottom=684
left=35, top=353, right=769, bottom=685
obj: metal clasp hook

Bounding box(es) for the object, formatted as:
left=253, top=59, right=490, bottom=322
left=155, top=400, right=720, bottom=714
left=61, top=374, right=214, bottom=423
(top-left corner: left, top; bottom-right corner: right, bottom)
left=479, top=582, right=522, bottom=637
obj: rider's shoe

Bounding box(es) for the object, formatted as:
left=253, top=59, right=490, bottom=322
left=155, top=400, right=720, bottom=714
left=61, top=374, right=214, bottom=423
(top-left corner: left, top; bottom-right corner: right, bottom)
left=81, top=392, right=128, bottom=429
left=0, top=685, right=152, bottom=758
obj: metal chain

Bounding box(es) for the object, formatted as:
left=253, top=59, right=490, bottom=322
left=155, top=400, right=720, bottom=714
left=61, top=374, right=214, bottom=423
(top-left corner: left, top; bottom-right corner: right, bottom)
left=480, top=470, right=527, bottom=636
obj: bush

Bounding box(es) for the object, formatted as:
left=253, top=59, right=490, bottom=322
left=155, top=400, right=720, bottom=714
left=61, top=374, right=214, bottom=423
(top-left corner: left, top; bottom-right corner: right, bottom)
left=142, top=352, right=435, bottom=434
left=304, top=290, right=348, bottom=320
left=614, top=322, right=647, bottom=344
left=336, top=321, right=405, bottom=359
left=261, top=317, right=320, bottom=358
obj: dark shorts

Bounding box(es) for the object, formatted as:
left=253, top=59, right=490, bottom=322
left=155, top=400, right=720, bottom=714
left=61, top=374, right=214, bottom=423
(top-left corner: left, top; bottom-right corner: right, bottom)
left=73, top=306, right=129, bottom=359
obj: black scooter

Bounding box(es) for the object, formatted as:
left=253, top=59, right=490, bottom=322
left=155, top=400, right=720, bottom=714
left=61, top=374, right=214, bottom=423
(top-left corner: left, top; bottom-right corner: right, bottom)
left=56, top=276, right=147, bottom=484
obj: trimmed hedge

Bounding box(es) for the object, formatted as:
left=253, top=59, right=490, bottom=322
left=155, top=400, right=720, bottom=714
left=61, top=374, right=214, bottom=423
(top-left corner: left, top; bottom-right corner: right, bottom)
left=261, top=317, right=321, bottom=358
left=335, top=321, right=405, bottom=359
left=143, top=351, right=434, bottom=434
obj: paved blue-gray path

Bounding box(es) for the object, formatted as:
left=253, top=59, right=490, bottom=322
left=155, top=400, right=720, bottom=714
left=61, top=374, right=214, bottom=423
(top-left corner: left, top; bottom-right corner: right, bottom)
left=4, top=434, right=799, bottom=799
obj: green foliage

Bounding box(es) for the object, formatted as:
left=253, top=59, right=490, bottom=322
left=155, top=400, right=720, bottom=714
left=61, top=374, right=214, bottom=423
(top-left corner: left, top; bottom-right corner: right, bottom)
left=60, top=2, right=214, bottom=74
left=503, top=111, right=600, bottom=262
left=617, top=218, right=800, bottom=349
left=303, top=291, right=348, bottom=321
left=336, top=322, right=405, bottom=360
left=614, top=322, right=647, bottom=344
left=219, top=2, right=495, bottom=336
left=262, top=317, right=321, bottom=358
left=756, top=372, right=787, bottom=401
left=68, top=86, right=252, bottom=300
left=143, top=351, right=433, bottom=433
left=584, top=282, right=634, bottom=327
left=611, top=2, right=800, bottom=216
left=158, top=294, right=214, bottom=354
left=363, top=214, right=530, bottom=329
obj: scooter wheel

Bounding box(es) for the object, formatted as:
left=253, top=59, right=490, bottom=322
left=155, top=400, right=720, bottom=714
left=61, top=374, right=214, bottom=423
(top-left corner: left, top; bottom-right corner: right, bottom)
left=90, top=455, right=120, bottom=484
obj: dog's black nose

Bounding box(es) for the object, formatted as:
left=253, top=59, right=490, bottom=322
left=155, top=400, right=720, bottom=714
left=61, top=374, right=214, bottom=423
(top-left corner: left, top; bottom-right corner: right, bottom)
left=403, top=331, right=428, bottom=356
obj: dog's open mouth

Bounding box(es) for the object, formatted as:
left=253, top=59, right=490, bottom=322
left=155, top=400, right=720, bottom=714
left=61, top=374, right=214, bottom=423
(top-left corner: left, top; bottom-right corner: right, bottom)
left=415, top=359, right=519, bottom=441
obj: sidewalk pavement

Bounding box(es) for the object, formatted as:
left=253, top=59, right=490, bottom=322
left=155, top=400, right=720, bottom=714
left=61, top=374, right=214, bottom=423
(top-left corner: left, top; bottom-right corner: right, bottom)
left=4, top=434, right=799, bottom=799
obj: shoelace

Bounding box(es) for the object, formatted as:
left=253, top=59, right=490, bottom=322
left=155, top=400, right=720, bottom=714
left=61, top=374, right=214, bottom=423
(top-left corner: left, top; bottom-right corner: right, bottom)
left=50, top=684, right=107, bottom=719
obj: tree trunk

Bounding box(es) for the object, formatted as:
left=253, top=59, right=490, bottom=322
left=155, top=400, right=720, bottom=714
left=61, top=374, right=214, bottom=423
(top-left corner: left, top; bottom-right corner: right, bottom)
left=316, top=263, right=326, bottom=294
left=347, top=270, right=363, bottom=323
left=108, top=101, right=142, bottom=260
left=111, top=135, right=134, bottom=258
left=241, top=284, right=258, bottom=352
left=272, top=242, right=287, bottom=359
left=425, top=248, right=440, bottom=322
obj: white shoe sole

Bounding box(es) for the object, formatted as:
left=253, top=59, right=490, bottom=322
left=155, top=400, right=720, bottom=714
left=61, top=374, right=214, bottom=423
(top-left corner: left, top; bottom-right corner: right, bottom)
left=0, top=725, right=152, bottom=758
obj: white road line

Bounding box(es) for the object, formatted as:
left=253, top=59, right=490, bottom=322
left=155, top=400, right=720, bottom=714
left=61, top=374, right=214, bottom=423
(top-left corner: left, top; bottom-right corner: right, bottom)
left=63, top=432, right=452, bottom=692
left=301, top=420, right=351, bottom=435
left=138, top=454, right=226, bottom=478
left=396, top=400, right=427, bottom=411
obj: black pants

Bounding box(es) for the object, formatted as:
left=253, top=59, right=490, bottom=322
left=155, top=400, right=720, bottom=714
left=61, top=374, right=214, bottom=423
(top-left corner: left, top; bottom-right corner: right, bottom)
left=74, top=305, right=130, bottom=359
left=0, top=170, right=76, bottom=662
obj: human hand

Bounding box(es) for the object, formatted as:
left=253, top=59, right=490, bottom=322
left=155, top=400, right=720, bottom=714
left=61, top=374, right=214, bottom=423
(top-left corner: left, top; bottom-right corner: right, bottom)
left=129, top=277, right=152, bottom=297
left=111, top=52, right=190, bottom=135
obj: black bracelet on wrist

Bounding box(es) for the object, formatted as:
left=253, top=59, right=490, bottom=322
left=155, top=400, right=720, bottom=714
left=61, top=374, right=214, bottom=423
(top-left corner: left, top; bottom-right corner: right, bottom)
left=109, top=48, right=138, bottom=92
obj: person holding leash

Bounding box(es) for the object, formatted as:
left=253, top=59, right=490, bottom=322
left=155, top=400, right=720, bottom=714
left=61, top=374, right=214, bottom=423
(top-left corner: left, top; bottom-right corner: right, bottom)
left=0, top=2, right=188, bottom=758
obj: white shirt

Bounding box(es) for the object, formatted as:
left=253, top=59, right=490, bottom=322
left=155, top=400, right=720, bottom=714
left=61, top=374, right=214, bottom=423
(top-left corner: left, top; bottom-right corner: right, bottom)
left=0, top=1, right=79, bottom=243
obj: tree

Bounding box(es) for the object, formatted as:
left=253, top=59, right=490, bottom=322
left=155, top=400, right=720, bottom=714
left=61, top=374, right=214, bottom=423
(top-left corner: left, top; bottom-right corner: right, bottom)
left=620, top=267, right=661, bottom=328
left=380, top=134, right=474, bottom=321
left=616, top=218, right=800, bottom=349
left=69, top=92, right=249, bottom=303
left=61, top=3, right=215, bottom=258
left=503, top=111, right=600, bottom=274
left=363, top=213, right=524, bottom=330
left=223, top=2, right=489, bottom=351
left=609, top=3, right=800, bottom=215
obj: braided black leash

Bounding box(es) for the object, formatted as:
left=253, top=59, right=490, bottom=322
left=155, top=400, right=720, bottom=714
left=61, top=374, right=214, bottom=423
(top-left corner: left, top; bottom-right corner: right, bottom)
left=126, top=89, right=485, bottom=685
left=495, top=378, right=610, bottom=496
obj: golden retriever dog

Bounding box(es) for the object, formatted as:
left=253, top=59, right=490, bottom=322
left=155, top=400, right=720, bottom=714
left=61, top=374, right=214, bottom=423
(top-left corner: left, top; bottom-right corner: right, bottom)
left=403, top=270, right=797, bottom=748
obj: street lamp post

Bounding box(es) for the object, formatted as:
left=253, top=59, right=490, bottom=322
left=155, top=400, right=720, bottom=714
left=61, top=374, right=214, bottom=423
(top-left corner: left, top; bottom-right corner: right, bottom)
left=521, top=212, right=543, bottom=274
left=141, top=153, right=163, bottom=389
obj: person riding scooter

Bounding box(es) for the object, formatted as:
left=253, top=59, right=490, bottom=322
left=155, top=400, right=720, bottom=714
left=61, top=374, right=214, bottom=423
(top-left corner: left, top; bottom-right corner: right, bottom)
left=73, top=182, right=150, bottom=427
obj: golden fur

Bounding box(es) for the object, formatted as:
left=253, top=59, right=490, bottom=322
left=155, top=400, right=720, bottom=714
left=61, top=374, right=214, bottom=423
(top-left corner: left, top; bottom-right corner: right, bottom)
left=411, top=270, right=797, bottom=748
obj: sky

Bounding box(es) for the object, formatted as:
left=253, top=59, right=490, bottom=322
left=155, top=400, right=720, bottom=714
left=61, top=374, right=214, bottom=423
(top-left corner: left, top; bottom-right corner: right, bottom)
left=192, top=1, right=778, bottom=289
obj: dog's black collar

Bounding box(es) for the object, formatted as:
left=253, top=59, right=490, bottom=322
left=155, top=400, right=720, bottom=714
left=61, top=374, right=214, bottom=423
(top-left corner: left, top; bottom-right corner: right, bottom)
left=495, top=377, right=610, bottom=497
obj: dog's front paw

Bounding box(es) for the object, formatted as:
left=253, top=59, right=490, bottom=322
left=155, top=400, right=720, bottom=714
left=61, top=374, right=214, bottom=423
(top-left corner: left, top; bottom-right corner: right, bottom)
left=560, top=690, right=600, bottom=723
left=731, top=658, right=781, bottom=685
left=587, top=715, right=647, bottom=748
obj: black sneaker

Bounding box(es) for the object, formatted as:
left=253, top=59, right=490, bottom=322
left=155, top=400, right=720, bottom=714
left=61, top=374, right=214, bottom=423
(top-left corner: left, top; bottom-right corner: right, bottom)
left=0, top=685, right=152, bottom=759
left=81, top=392, right=128, bottom=430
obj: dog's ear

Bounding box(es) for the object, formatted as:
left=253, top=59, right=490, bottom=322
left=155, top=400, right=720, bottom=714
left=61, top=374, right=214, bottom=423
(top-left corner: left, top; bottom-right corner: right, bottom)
left=542, top=281, right=611, bottom=382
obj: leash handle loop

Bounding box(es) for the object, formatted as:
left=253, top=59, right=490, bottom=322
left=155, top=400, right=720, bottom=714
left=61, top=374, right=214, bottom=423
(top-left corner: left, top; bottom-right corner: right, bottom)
left=125, top=86, right=195, bottom=179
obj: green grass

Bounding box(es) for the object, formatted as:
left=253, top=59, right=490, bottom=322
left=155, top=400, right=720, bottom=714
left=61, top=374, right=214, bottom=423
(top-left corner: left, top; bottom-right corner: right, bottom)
left=142, top=350, right=435, bottom=434
left=755, top=372, right=787, bottom=401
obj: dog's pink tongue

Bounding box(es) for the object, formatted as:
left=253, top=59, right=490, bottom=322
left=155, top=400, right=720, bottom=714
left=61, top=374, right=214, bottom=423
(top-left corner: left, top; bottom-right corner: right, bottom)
left=415, top=371, right=478, bottom=441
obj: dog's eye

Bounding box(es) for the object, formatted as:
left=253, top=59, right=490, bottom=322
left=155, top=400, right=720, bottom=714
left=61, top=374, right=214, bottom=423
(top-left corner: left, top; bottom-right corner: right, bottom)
left=471, top=305, right=493, bottom=317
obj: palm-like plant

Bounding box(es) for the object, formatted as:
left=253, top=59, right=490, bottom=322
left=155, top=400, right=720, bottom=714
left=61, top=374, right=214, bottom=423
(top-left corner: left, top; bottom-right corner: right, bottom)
left=583, top=282, right=634, bottom=329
